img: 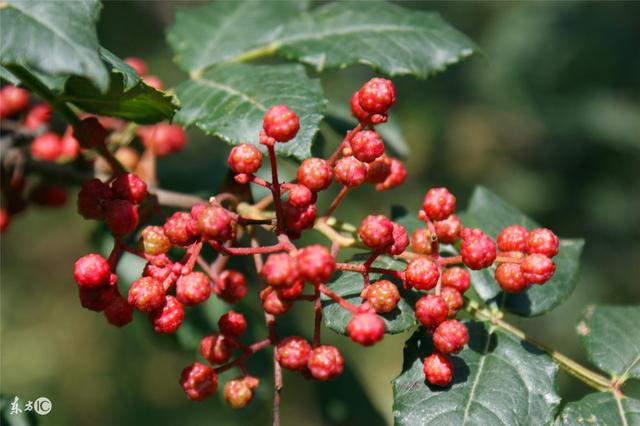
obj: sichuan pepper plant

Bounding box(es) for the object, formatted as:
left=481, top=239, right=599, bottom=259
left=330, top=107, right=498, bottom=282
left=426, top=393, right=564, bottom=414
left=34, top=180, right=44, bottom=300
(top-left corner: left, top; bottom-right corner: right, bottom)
left=1, top=1, right=639, bottom=425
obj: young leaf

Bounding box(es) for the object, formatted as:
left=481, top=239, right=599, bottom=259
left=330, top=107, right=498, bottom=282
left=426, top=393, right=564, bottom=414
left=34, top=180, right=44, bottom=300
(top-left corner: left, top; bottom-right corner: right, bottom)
left=322, top=255, right=417, bottom=335
left=0, top=0, right=109, bottom=92
left=461, top=186, right=584, bottom=317
left=577, top=304, right=640, bottom=381
left=174, top=63, right=326, bottom=160
left=393, top=322, right=560, bottom=425
left=555, top=392, right=640, bottom=426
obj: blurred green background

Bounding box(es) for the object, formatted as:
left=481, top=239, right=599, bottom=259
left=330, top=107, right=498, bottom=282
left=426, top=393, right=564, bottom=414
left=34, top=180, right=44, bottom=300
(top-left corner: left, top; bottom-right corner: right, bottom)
left=2, top=1, right=639, bottom=425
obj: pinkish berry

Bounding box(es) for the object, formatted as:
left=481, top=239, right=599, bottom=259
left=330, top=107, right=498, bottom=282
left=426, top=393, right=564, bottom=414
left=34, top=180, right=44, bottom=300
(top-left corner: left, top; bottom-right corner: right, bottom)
left=441, top=267, right=470, bottom=294
left=196, top=205, right=234, bottom=242
left=405, top=257, right=440, bottom=291
left=23, top=103, right=51, bottom=130
left=358, top=215, right=394, bottom=250
left=143, top=262, right=172, bottom=288
left=30, top=132, right=61, bottom=161
left=521, top=254, right=555, bottom=284
left=307, top=345, right=344, bottom=381
left=497, top=225, right=529, bottom=252
left=163, top=212, right=199, bottom=246
left=74, top=253, right=111, bottom=289
left=366, top=155, right=392, bottom=184
left=350, top=130, right=385, bottom=163
left=200, top=334, right=232, bottom=365
left=364, top=279, right=400, bottom=313
left=279, top=279, right=304, bottom=300
left=276, top=336, right=311, bottom=371
left=347, top=312, right=385, bottom=346
left=433, top=214, right=462, bottom=244
left=214, top=270, right=248, bottom=303
left=228, top=144, right=263, bottom=175
left=357, top=78, right=396, bottom=114
left=104, top=294, right=134, bottom=327
left=526, top=228, right=559, bottom=258
left=284, top=201, right=317, bottom=235
left=139, top=123, right=187, bottom=156
left=176, top=272, right=211, bottom=306
left=73, top=116, right=107, bottom=149
left=297, top=158, right=332, bottom=192
left=263, top=105, right=299, bottom=142
left=141, top=225, right=171, bottom=255
left=411, top=228, right=434, bottom=255
left=422, top=188, right=456, bottom=221
left=495, top=263, right=529, bottom=293
left=127, top=276, right=165, bottom=312
left=180, top=362, right=217, bottom=401
left=350, top=91, right=370, bottom=122
left=105, top=199, right=139, bottom=235
left=375, top=157, right=407, bottom=191
left=433, top=320, right=469, bottom=354
left=0, top=84, right=29, bottom=118
left=224, top=377, right=258, bottom=409
left=78, top=286, right=116, bottom=312
left=441, top=287, right=463, bottom=317
left=386, top=223, right=409, bottom=256
left=59, top=127, right=80, bottom=160
left=124, top=57, right=147, bottom=76
left=260, top=287, right=292, bottom=316
left=334, top=156, right=367, bottom=187
left=288, top=184, right=315, bottom=208
left=77, top=178, right=112, bottom=220
left=218, top=311, right=247, bottom=337
left=297, top=245, right=336, bottom=283
left=261, top=253, right=299, bottom=287
left=149, top=295, right=184, bottom=333
left=460, top=230, right=497, bottom=270
left=415, top=294, right=448, bottom=330
left=111, top=173, right=147, bottom=204
left=423, top=352, right=453, bottom=387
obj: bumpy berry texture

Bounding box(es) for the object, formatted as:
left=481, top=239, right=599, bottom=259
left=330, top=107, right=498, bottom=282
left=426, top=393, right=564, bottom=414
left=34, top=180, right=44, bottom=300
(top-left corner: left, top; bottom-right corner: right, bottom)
left=441, top=287, right=463, bottom=317
left=497, top=225, right=529, bottom=252
left=422, top=187, right=457, bottom=221
left=358, top=215, right=394, bottom=250
left=224, top=377, right=258, bottom=409
left=349, top=130, right=385, bottom=163
left=73, top=254, right=111, bottom=289
left=263, top=105, right=299, bottom=142
left=128, top=277, right=166, bottom=312
left=214, top=270, right=247, bottom=304
left=111, top=173, right=147, bottom=204
left=276, top=336, right=312, bottom=371
left=261, top=253, right=299, bottom=287
left=334, top=156, right=367, bottom=187
left=350, top=91, right=370, bottom=122
left=415, top=294, right=448, bottom=330
left=105, top=199, right=139, bottom=235
left=196, top=205, right=234, bottom=242
left=411, top=228, right=434, bottom=255
left=180, top=362, right=217, bottom=401
left=527, top=228, right=559, bottom=258
left=433, top=214, right=462, bottom=244
left=141, top=226, right=171, bottom=255
left=163, top=212, right=199, bottom=246
left=297, top=158, right=332, bottom=192
left=364, top=280, right=400, bottom=313
left=279, top=279, right=303, bottom=300
left=284, top=202, right=316, bottom=236
left=260, top=287, right=292, bottom=316
left=423, top=352, right=453, bottom=387
left=405, top=257, right=440, bottom=290
left=441, top=267, right=470, bottom=294
left=433, top=320, right=469, bottom=354
left=149, top=295, right=184, bottom=333
left=521, top=254, right=555, bottom=284
left=347, top=312, right=385, bottom=346
left=297, top=245, right=336, bottom=283
left=366, top=155, right=392, bottom=184
left=307, top=345, right=344, bottom=381
left=287, top=184, right=314, bottom=208
left=228, top=144, right=263, bottom=175
left=218, top=311, right=247, bottom=337
left=375, top=157, right=406, bottom=191
left=200, top=334, right=232, bottom=365
left=357, top=78, right=396, bottom=114
left=495, top=262, right=529, bottom=293
left=460, top=230, right=497, bottom=270
left=176, top=272, right=211, bottom=306
left=387, top=223, right=409, bottom=256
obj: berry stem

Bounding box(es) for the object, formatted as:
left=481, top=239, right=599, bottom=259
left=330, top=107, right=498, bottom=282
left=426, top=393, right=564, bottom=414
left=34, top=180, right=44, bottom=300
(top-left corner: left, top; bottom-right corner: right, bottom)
left=335, top=262, right=404, bottom=280
left=327, top=122, right=365, bottom=166
left=318, top=284, right=359, bottom=314
left=272, top=351, right=282, bottom=426
left=313, top=285, right=322, bottom=347
left=214, top=338, right=272, bottom=374
left=266, top=145, right=285, bottom=234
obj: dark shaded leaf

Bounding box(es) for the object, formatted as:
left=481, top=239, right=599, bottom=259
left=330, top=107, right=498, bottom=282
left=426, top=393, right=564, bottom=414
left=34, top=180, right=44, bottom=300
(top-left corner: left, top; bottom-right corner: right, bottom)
left=555, top=392, right=640, bottom=426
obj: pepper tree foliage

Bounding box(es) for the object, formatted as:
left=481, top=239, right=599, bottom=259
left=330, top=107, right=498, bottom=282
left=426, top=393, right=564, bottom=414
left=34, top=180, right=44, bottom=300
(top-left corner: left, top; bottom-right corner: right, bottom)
left=1, top=1, right=639, bottom=425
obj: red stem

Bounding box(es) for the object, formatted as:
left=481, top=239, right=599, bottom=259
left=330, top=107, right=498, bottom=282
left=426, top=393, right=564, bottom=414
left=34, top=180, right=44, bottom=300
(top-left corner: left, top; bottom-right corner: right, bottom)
left=335, top=262, right=404, bottom=280
left=327, top=122, right=365, bottom=166
left=214, top=338, right=271, bottom=374
left=267, top=145, right=285, bottom=234
left=318, top=284, right=359, bottom=314
left=313, top=285, right=322, bottom=347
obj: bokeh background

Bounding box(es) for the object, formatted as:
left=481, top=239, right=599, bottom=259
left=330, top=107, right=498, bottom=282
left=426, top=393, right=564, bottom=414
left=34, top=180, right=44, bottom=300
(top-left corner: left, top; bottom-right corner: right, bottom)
left=2, top=1, right=639, bottom=425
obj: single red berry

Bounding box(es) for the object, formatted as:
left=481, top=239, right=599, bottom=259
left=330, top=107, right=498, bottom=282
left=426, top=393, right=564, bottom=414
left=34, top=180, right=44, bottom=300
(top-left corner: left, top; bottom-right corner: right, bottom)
left=30, top=132, right=62, bottom=161
left=224, top=377, right=258, bottom=409
left=111, top=173, right=147, bottom=204
left=422, top=188, right=456, bottom=221
left=433, top=214, right=462, bottom=244
left=200, top=334, right=232, bottom=365
left=284, top=201, right=317, bottom=234
left=423, top=352, right=453, bottom=387
left=350, top=91, right=370, bottom=122
left=358, top=215, right=394, bottom=250
left=180, top=362, right=217, bottom=401
left=218, top=310, right=247, bottom=337
left=196, top=205, right=234, bottom=242
left=279, top=279, right=304, bottom=300
left=375, top=157, right=406, bottom=191
left=23, top=103, right=51, bottom=129
left=405, top=257, right=440, bottom=291
left=77, top=178, right=112, bottom=220
left=495, top=262, right=529, bottom=293
left=307, top=345, right=344, bottom=381
left=526, top=228, right=559, bottom=258
left=366, top=155, right=392, bottom=184
left=74, top=253, right=111, bottom=289
left=287, top=184, right=315, bottom=208
left=104, top=293, right=134, bottom=327
left=0, top=84, right=29, bottom=118
left=214, top=270, right=247, bottom=303
left=521, top=254, right=555, bottom=284
left=228, top=144, right=263, bottom=175
left=497, top=225, right=529, bottom=252
left=386, top=223, right=409, bottom=256
left=357, top=78, right=396, bottom=114
left=176, top=272, right=211, bottom=306
left=105, top=199, right=139, bottom=235
left=297, top=158, right=332, bottom=192
left=124, top=57, right=147, bottom=76
left=59, top=127, right=80, bottom=160
left=78, top=286, right=116, bottom=312
left=433, top=320, right=469, bottom=354
left=334, top=156, right=367, bottom=187
left=149, top=295, right=184, bottom=333
left=347, top=312, right=385, bottom=346
left=127, top=276, right=165, bottom=312
left=29, top=184, right=67, bottom=207
left=441, top=287, right=463, bottom=317
left=260, top=287, right=292, bottom=316
left=141, top=226, right=171, bottom=255
left=276, top=336, right=312, bottom=371
left=363, top=280, right=400, bottom=313
left=139, top=123, right=186, bottom=156
left=415, top=294, right=448, bottom=330
left=441, top=267, right=470, bottom=294
left=350, top=130, right=385, bottom=163
left=263, top=105, right=299, bottom=142
left=460, top=230, right=497, bottom=270
left=163, top=212, right=199, bottom=246
left=261, top=253, right=299, bottom=287
left=411, top=228, right=434, bottom=255
left=297, top=245, right=335, bottom=283
left=73, top=116, right=107, bottom=148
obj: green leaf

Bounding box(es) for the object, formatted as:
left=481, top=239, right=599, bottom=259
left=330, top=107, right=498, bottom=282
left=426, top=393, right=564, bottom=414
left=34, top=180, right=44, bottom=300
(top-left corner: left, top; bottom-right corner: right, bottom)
left=322, top=255, right=417, bottom=335
left=393, top=321, right=560, bottom=425
left=577, top=304, right=640, bottom=381
left=0, top=0, right=109, bottom=92
left=167, top=1, right=309, bottom=74
left=555, top=392, right=640, bottom=426
left=100, top=47, right=140, bottom=91
left=174, top=63, right=326, bottom=160
left=461, top=186, right=584, bottom=317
